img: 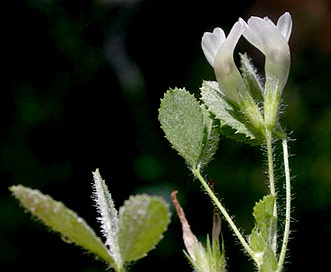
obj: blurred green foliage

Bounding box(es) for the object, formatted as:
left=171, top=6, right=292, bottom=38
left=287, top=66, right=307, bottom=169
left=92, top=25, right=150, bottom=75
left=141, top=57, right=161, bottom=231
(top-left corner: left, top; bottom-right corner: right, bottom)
left=2, top=0, right=331, bottom=271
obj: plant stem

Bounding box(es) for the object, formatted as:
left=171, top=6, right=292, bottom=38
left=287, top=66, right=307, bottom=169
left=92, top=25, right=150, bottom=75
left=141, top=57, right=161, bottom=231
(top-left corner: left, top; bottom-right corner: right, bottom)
left=266, top=131, right=277, bottom=197
left=266, top=130, right=278, bottom=252
left=192, top=168, right=258, bottom=264
left=115, top=264, right=126, bottom=272
left=277, top=137, right=291, bottom=272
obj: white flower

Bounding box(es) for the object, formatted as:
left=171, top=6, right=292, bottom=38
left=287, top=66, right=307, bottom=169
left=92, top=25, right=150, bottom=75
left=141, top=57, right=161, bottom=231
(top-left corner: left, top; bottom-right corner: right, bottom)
left=201, top=27, right=226, bottom=68
left=201, top=21, right=245, bottom=104
left=241, top=12, right=292, bottom=93
left=201, top=13, right=292, bottom=134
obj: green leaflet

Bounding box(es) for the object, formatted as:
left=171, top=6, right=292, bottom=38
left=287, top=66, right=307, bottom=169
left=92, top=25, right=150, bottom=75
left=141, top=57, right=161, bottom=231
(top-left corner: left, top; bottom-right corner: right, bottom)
left=92, top=169, right=122, bottom=268
left=9, top=185, right=115, bottom=267
left=249, top=195, right=277, bottom=271
left=158, top=88, right=220, bottom=170
left=200, top=80, right=263, bottom=145
left=118, top=194, right=171, bottom=262
left=253, top=195, right=277, bottom=246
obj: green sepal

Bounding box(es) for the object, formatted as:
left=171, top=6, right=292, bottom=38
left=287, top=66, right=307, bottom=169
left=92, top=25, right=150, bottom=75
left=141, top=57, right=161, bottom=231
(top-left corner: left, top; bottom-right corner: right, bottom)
left=184, top=235, right=226, bottom=272
left=264, top=81, right=283, bottom=133
left=118, top=194, right=171, bottom=262
left=158, top=88, right=220, bottom=170
left=9, top=185, right=115, bottom=267
left=200, top=81, right=263, bottom=145
left=239, top=53, right=264, bottom=103
left=240, top=52, right=286, bottom=140
left=208, top=235, right=226, bottom=272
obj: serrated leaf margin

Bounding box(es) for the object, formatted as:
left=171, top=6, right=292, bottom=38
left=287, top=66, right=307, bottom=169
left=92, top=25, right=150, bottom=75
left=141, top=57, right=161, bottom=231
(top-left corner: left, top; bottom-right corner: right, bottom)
left=10, top=185, right=114, bottom=266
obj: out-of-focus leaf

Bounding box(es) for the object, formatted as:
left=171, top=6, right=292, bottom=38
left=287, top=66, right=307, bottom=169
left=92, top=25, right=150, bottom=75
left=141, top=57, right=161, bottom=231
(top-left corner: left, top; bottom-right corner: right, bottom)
left=10, top=185, right=114, bottom=266
left=92, top=169, right=122, bottom=267
left=118, top=194, right=170, bottom=262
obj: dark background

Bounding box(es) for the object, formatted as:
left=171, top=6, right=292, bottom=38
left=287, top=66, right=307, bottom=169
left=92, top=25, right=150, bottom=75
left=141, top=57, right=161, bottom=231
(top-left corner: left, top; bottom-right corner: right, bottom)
left=1, top=0, right=331, bottom=271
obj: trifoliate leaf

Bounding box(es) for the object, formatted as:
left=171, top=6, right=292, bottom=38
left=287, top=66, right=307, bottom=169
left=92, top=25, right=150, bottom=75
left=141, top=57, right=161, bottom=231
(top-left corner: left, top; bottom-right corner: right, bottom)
left=159, top=88, right=220, bottom=169
left=118, top=194, right=170, bottom=262
left=92, top=169, right=122, bottom=267
left=9, top=185, right=114, bottom=266
left=200, top=81, right=263, bottom=145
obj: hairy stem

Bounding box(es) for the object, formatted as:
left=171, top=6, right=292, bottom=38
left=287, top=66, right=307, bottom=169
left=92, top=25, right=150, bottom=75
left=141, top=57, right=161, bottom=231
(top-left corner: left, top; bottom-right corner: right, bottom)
left=277, top=137, right=291, bottom=272
left=266, top=131, right=277, bottom=197
left=266, top=130, right=278, bottom=252
left=192, top=168, right=258, bottom=264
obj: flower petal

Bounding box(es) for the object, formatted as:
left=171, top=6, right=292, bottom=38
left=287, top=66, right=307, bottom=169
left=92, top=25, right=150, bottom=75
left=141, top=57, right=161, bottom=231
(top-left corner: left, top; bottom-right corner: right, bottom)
left=201, top=28, right=226, bottom=67
left=243, top=16, right=285, bottom=55
left=213, top=21, right=245, bottom=104
left=242, top=14, right=291, bottom=92
left=276, top=12, right=292, bottom=42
